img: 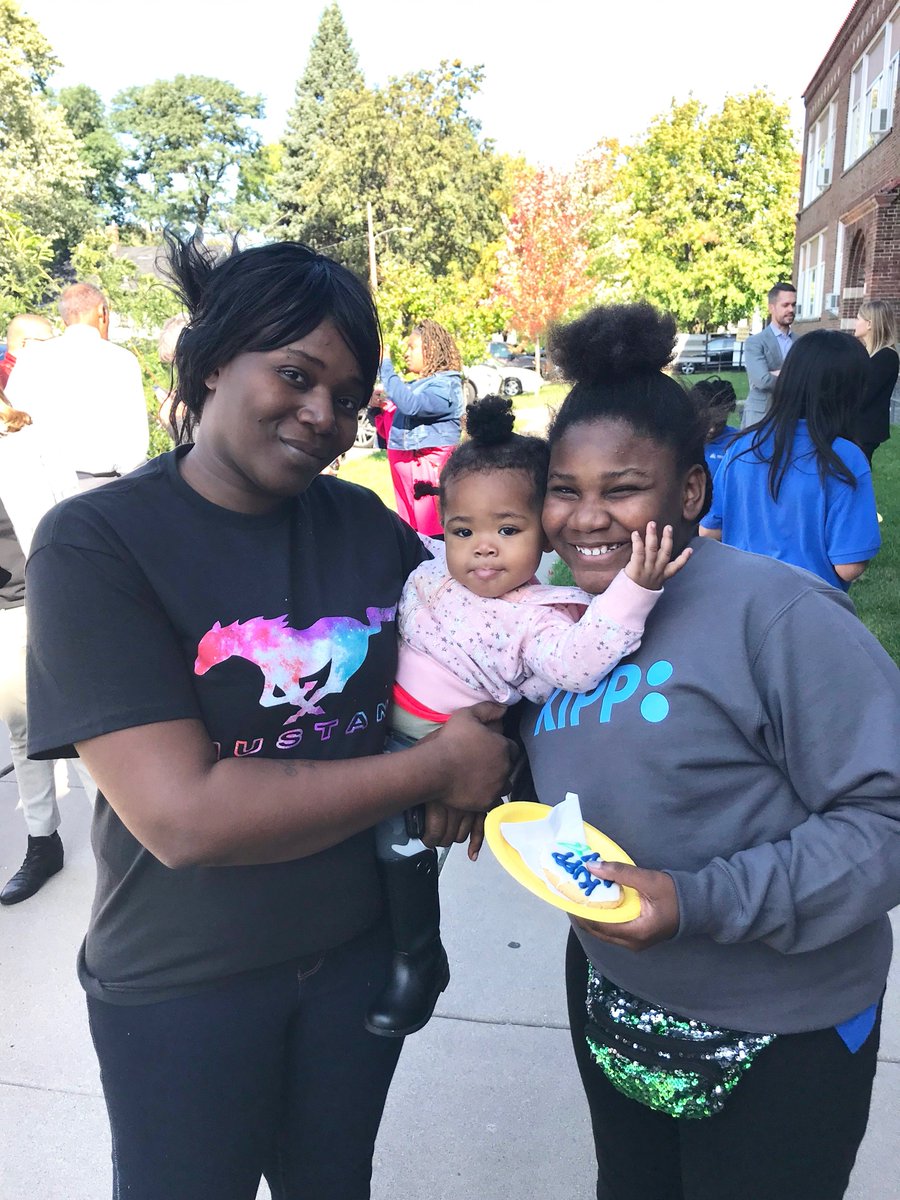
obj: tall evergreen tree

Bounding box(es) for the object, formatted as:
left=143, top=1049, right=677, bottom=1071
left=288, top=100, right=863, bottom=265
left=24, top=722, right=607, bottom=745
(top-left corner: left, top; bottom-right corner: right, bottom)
left=276, top=60, right=504, bottom=279
left=276, top=4, right=362, bottom=238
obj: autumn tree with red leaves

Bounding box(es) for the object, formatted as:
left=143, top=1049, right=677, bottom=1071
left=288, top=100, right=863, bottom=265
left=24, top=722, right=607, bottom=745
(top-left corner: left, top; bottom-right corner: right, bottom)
left=494, top=166, right=595, bottom=376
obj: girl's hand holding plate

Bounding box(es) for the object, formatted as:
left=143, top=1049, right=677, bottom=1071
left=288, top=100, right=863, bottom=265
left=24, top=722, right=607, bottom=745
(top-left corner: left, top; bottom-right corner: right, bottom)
left=576, top=861, right=680, bottom=951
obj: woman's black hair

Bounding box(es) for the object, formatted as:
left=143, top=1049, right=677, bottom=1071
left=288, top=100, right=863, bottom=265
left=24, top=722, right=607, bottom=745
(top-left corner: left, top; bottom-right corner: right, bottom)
left=437, top=395, right=549, bottom=509
left=740, top=329, right=868, bottom=501
left=161, top=230, right=381, bottom=443
left=547, top=303, right=711, bottom=517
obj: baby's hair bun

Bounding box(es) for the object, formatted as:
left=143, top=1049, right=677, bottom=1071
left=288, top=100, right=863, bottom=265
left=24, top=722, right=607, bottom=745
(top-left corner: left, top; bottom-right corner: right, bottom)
left=549, top=302, right=677, bottom=386
left=465, top=395, right=516, bottom=445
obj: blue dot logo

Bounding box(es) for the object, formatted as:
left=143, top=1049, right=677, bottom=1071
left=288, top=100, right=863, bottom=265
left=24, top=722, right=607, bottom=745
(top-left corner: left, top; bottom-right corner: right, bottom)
left=640, top=660, right=674, bottom=723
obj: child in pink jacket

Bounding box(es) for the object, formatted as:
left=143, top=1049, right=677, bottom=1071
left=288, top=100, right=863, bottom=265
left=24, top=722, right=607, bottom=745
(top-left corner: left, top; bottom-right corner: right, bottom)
left=366, top=397, right=691, bottom=1039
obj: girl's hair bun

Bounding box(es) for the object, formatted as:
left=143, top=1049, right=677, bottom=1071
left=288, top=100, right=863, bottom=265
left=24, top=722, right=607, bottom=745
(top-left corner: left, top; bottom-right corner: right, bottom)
left=549, top=302, right=677, bottom=386
left=465, top=395, right=516, bottom=445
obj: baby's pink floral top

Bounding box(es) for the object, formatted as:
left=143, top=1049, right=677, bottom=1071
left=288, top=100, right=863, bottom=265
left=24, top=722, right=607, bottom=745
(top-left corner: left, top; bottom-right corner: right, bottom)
left=397, top=543, right=662, bottom=710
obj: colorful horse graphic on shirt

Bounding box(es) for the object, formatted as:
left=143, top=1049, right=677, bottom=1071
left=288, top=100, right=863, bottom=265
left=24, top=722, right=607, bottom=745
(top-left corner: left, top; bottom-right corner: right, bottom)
left=194, top=607, right=396, bottom=724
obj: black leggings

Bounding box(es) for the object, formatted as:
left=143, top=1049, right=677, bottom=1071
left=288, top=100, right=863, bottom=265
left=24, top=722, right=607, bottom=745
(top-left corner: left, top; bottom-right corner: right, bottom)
left=87, top=923, right=403, bottom=1200
left=565, top=930, right=880, bottom=1200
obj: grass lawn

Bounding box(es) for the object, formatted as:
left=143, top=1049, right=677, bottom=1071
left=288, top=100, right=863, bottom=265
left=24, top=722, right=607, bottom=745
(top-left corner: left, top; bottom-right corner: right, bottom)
left=341, top=450, right=395, bottom=508
left=854, top=435, right=900, bottom=662
left=341, top=383, right=899, bottom=664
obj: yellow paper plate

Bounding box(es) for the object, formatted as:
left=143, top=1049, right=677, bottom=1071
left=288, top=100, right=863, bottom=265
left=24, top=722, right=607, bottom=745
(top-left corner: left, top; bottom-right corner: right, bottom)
left=484, top=802, right=642, bottom=923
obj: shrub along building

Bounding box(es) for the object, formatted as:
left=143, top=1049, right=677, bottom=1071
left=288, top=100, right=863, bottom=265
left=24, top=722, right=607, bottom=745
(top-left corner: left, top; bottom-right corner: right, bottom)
left=795, top=0, right=900, bottom=348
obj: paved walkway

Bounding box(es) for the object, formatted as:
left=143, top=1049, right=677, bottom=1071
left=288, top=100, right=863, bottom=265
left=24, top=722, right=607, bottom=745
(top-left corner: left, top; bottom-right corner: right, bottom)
left=1, top=744, right=897, bottom=1199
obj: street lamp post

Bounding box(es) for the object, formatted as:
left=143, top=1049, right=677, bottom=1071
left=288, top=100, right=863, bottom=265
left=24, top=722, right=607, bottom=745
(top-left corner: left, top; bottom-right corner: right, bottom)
left=367, top=202, right=379, bottom=293
left=365, top=207, right=413, bottom=292
left=320, top=216, right=413, bottom=291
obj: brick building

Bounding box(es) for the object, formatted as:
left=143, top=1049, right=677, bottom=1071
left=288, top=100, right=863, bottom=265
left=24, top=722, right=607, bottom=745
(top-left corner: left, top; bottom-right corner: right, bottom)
left=794, top=0, right=900, bottom=337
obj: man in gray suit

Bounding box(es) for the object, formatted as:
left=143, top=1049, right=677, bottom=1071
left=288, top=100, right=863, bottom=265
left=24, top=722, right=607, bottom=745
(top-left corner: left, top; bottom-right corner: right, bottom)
left=741, top=283, right=797, bottom=428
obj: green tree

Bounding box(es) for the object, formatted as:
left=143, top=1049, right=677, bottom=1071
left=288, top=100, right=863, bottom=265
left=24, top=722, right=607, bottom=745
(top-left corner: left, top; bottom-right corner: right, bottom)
left=615, top=92, right=798, bottom=329
left=57, top=84, right=126, bottom=221
left=0, top=0, right=91, bottom=251
left=276, top=3, right=362, bottom=236
left=0, top=208, right=57, bottom=327
left=232, top=142, right=283, bottom=235
left=111, top=75, right=264, bottom=234
left=580, top=139, right=635, bottom=304
left=278, top=60, right=503, bottom=278
left=376, top=247, right=510, bottom=365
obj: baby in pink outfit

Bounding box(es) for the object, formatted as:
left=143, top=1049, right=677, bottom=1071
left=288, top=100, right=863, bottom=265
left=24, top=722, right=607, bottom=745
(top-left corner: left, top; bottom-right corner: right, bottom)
left=366, top=397, right=690, bottom=1041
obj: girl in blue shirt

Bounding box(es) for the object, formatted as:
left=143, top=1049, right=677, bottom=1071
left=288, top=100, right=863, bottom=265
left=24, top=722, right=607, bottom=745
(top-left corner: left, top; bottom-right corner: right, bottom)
left=700, top=330, right=880, bottom=590
left=692, top=376, right=737, bottom=480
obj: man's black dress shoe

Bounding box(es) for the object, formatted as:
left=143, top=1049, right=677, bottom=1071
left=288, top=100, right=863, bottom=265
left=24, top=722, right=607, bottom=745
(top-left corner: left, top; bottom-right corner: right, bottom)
left=1, top=831, right=64, bottom=905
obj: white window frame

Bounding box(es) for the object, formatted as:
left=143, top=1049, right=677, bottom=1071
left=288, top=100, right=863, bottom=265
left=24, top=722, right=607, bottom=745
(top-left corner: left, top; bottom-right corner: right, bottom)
left=845, top=6, right=900, bottom=168
left=832, top=220, right=846, bottom=298
left=803, top=98, right=837, bottom=206
left=797, top=231, right=827, bottom=320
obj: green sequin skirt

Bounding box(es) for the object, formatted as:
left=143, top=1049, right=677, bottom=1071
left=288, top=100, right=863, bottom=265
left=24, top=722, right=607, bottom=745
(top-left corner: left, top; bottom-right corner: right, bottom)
left=585, top=966, right=776, bottom=1120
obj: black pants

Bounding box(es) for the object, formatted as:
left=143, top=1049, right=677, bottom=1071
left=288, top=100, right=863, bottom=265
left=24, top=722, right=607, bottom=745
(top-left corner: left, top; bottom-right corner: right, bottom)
left=565, top=930, right=880, bottom=1200
left=87, top=923, right=403, bottom=1200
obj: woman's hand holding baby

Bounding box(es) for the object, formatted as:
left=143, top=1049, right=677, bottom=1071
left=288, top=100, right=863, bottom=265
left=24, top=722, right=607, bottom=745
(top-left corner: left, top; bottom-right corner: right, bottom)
left=423, top=701, right=516, bottom=811
left=625, top=522, right=692, bottom=591
left=417, top=701, right=515, bottom=858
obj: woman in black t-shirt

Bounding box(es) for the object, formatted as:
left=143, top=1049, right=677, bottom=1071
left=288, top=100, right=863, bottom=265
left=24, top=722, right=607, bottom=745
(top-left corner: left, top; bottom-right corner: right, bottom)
left=853, top=297, right=899, bottom=464
left=25, top=236, right=514, bottom=1200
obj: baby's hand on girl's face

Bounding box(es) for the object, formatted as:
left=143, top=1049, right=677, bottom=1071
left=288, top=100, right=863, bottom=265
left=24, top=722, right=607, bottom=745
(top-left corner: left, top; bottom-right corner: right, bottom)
left=624, top=522, right=692, bottom=590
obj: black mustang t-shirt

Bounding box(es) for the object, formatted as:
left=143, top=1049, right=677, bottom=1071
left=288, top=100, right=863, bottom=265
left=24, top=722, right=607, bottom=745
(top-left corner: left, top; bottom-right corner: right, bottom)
left=26, top=447, right=425, bottom=1003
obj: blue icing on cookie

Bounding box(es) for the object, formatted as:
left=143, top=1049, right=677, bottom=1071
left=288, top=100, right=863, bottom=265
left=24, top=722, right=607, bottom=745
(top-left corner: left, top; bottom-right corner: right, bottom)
left=551, top=849, right=614, bottom=896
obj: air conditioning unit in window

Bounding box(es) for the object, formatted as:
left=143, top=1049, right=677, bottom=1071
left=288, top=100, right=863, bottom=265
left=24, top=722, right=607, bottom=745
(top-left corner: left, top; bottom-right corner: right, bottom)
left=825, top=293, right=841, bottom=313
left=816, top=166, right=831, bottom=188
left=869, top=108, right=890, bottom=134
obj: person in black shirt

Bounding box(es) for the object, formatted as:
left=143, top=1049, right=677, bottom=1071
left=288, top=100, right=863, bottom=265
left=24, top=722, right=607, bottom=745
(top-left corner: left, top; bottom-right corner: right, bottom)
left=852, top=298, right=899, bottom=464
left=26, top=235, right=514, bottom=1200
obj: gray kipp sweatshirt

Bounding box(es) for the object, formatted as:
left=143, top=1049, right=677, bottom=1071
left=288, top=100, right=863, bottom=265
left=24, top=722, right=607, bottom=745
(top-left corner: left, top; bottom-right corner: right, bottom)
left=523, top=538, right=900, bottom=1035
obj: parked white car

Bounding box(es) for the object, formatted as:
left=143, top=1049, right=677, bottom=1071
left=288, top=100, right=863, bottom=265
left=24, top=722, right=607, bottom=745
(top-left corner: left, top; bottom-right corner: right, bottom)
left=463, top=361, right=542, bottom=403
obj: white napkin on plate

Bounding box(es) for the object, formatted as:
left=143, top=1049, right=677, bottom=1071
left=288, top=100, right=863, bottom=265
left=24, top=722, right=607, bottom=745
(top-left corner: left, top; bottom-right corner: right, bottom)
left=500, top=792, right=622, bottom=906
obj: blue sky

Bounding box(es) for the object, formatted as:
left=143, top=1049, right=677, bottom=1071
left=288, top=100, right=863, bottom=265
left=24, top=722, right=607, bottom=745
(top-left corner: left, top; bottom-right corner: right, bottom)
left=24, top=0, right=855, bottom=163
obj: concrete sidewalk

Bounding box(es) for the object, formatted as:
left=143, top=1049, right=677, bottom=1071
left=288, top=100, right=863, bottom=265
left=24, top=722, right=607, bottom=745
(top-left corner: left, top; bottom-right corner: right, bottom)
left=1, top=753, right=898, bottom=1198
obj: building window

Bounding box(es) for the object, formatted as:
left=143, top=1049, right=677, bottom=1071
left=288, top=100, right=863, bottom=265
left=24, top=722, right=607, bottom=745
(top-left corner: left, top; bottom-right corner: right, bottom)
left=846, top=229, right=867, bottom=291
left=845, top=6, right=900, bottom=168
left=803, top=98, right=837, bottom=205
left=797, top=231, right=827, bottom=319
